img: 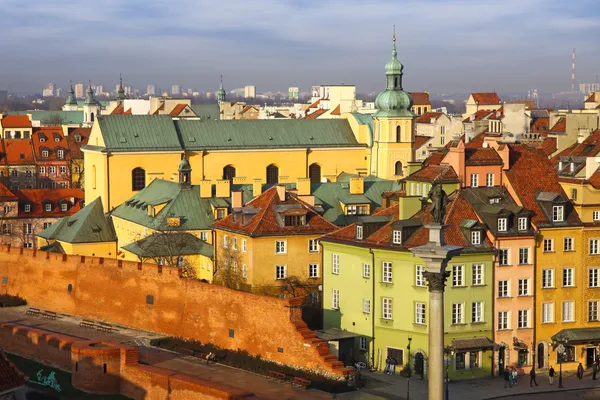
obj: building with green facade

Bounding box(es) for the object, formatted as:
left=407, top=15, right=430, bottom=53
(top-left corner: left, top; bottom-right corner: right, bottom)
left=320, top=191, right=495, bottom=380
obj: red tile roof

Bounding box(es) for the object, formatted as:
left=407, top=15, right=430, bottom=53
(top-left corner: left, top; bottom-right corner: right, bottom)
left=1, top=115, right=32, bottom=128
left=465, top=147, right=503, bottom=165
left=404, top=164, right=459, bottom=183
left=530, top=117, right=550, bottom=134
left=471, top=92, right=500, bottom=105
left=0, top=183, right=18, bottom=201
left=414, top=135, right=432, bottom=149
left=3, top=139, right=34, bottom=165
left=308, top=99, right=321, bottom=109
left=31, top=128, right=70, bottom=161
left=213, top=186, right=337, bottom=236
left=549, top=118, right=566, bottom=133
left=588, top=169, right=600, bottom=189
left=111, top=103, right=125, bottom=115
left=409, top=92, right=430, bottom=105
left=304, top=108, right=327, bottom=120
left=424, top=150, right=448, bottom=166
left=124, top=108, right=132, bottom=115
left=463, top=109, right=494, bottom=123
left=170, top=103, right=188, bottom=117
left=505, top=144, right=581, bottom=226
left=551, top=130, right=600, bottom=165
left=586, top=93, right=596, bottom=102
left=67, top=128, right=91, bottom=159
left=330, top=104, right=341, bottom=115
left=529, top=137, right=557, bottom=156
left=464, top=130, right=488, bottom=148
left=0, top=346, right=26, bottom=393
left=14, top=188, right=84, bottom=217
left=415, top=111, right=442, bottom=124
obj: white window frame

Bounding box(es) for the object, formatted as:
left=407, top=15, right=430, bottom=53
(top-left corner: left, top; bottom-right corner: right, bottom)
left=24, top=223, right=32, bottom=235
left=382, top=261, right=393, bottom=283
left=470, top=173, right=479, bottom=187
left=518, top=217, right=528, bottom=231
left=308, top=239, right=319, bottom=253
left=552, top=205, right=564, bottom=222
left=542, top=302, right=554, bottom=323
left=594, top=211, right=600, bottom=221
left=275, top=265, right=287, bottom=280
left=275, top=240, right=287, bottom=254
left=472, top=264, right=483, bottom=286
left=416, top=265, right=425, bottom=287
left=242, top=239, right=247, bottom=252
left=590, top=268, right=599, bottom=288
left=49, top=166, right=56, bottom=174
left=332, top=254, right=339, bottom=274
left=519, top=247, right=530, bottom=265
left=415, top=302, right=426, bottom=325
left=498, top=280, right=510, bottom=298
left=363, top=263, right=371, bottom=279
left=452, top=303, right=464, bottom=325
left=472, top=301, right=483, bottom=323
left=356, top=225, right=363, bottom=240
left=564, top=237, right=574, bottom=251
left=363, top=299, right=370, bottom=314
left=332, top=289, right=339, bottom=309
left=242, top=264, right=247, bottom=279
left=44, top=203, right=52, bottom=212
left=517, top=309, right=530, bottom=329
left=223, top=235, right=228, bottom=248
left=452, top=265, right=464, bottom=287
left=39, top=166, right=45, bottom=174
left=471, top=231, right=481, bottom=245
left=359, top=337, right=367, bottom=351
left=518, top=278, right=530, bottom=296
left=309, top=263, right=319, bottom=279
left=497, top=311, right=509, bottom=330
left=60, top=203, right=67, bottom=212
left=590, top=300, right=599, bottom=322
left=232, top=237, right=237, bottom=250
left=591, top=239, right=600, bottom=255
left=59, top=166, right=67, bottom=174
left=486, top=173, right=494, bottom=187
left=41, top=150, right=49, bottom=158
left=562, top=300, right=575, bottom=322
left=382, top=298, right=393, bottom=320
left=542, top=269, right=554, bottom=288
left=497, top=218, right=507, bottom=232
left=498, top=249, right=509, bottom=266
left=563, top=267, right=574, bottom=287
left=543, top=238, right=554, bottom=252
left=392, top=230, right=402, bottom=245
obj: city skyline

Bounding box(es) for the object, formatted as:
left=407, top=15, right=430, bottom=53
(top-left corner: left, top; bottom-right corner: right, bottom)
left=0, top=0, right=598, bottom=94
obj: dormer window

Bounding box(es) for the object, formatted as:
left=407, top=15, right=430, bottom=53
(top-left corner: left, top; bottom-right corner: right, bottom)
left=44, top=203, right=52, bottom=212
left=24, top=204, right=31, bottom=213
left=356, top=225, right=363, bottom=240
left=518, top=217, right=528, bottom=231
left=57, top=150, right=64, bottom=159
left=471, top=231, right=481, bottom=245
left=284, top=215, right=306, bottom=227
left=392, top=230, right=402, bottom=245
left=41, top=150, right=49, bottom=158
left=498, top=218, right=507, bottom=232
left=570, top=162, right=575, bottom=173
left=60, top=203, right=68, bottom=212
left=558, top=161, right=564, bottom=170
left=75, top=134, right=81, bottom=143
left=489, top=197, right=500, bottom=204
left=552, top=206, right=564, bottom=222
left=55, top=137, right=60, bottom=142
left=216, top=208, right=226, bottom=220
left=39, top=137, right=46, bottom=143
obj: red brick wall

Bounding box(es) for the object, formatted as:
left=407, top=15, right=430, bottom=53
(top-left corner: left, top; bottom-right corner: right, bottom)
left=0, top=246, right=350, bottom=377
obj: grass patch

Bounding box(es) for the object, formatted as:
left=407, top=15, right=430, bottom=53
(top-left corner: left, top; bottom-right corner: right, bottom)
left=151, top=337, right=354, bottom=394
left=0, top=294, right=27, bottom=307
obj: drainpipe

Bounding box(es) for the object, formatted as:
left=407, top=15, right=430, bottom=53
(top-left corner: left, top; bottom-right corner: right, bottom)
left=306, top=148, right=310, bottom=178
left=369, top=247, right=376, bottom=368
left=106, top=152, right=111, bottom=211
left=532, top=230, right=540, bottom=372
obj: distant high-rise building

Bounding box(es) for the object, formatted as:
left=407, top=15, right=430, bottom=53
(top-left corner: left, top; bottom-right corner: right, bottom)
left=171, top=85, right=180, bottom=96
left=288, top=87, right=299, bottom=100
left=47, top=82, right=55, bottom=93
left=75, top=83, right=84, bottom=98
left=55, top=88, right=63, bottom=97
left=124, top=86, right=133, bottom=96
left=42, top=88, right=54, bottom=97
left=95, top=85, right=104, bottom=96
left=147, top=84, right=156, bottom=96
left=580, top=83, right=600, bottom=94
left=244, top=85, right=256, bottom=98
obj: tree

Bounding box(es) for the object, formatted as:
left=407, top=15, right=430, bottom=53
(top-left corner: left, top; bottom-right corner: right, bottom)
left=213, top=245, right=248, bottom=291
left=40, top=113, right=66, bottom=126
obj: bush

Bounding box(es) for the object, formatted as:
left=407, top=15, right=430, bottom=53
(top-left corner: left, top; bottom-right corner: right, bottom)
left=152, top=337, right=353, bottom=394
left=0, top=294, right=27, bottom=307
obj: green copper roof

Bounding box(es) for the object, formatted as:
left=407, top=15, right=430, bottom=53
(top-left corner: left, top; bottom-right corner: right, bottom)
left=191, top=104, right=220, bottom=120
left=116, top=75, right=126, bottom=101
left=111, top=178, right=231, bottom=231
left=96, top=115, right=182, bottom=151
left=385, top=36, right=403, bottom=76
left=122, top=232, right=213, bottom=259
left=84, top=85, right=98, bottom=106
left=30, top=111, right=84, bottom=124
left=65, top=84, right=77, bottom=106
left=37, top=197, right=117, bottom=243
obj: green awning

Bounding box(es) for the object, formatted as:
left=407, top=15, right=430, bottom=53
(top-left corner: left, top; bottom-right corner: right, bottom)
left=552, top=328, right=600, bottom=344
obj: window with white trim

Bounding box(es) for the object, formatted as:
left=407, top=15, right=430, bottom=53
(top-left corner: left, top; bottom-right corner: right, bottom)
left=562, top=301, right=574, bottom=322
left=498, top=249, right=509, bottom=266
left=242, top=264, right=247, bottom=279
left=591, top=239, right=600, bottom=255
left=275, top=265, right=287, bottom=280
left=472, top=264, right=483, bottom=286
left=275, top=240, right=287, bottom=254
left=498, top=280, right=509, bottom=298
left=471, top=231, right=481, bottom=245
left=470, top=173, right=479, bottom=187
left=518, top=279, right=530, bottom=296
left=563, top=268, right=574, bottom=287
left=416, top=265, right=425, bottom=287
left=223, top=235, right=228, bottom=248
left=44, top=203, right=52, bottom=212
left=590, top=301, right=599, bottom=322
left=363, top=299, right=370, bottom=314
left=359, top=337, right=367, bottom=351
left=472, top=301, right=483, bottom=323
left=543, top=238, right=554, bottom=252
left=363, top=263, right=371, bottom=279
left=308, top=239, right=319, bottom=253
left=41, top=150, right=49, bottom=158
left=590, top=268, right=599, bottom=288
left=382, top=262, right=393, bottom=283
left=382, top=298, right=393, bottom=320
left=415, top=302, right=426, bottom=324
left=564, top=237, right=574, bottom=251
left=485, top=173, right=494, bottom=187
left=356, top=225, right=363, bottom=240
left=518, top=217, right=528, bottom=231
left=332, top=254, right=339, bottom=274
left=392, top=230, right=402, bottom=244
left=24, top=223, right=32, bottom=235
left=309, top=263, right=319, bottom=279
left=452, top=303, right=464, bottom=324
left=200, top=231, right=208, bottom=241
left=242, top=239, right=247, bottom=252
left=552, top=206, right=564, bottom=222
left=332, top=289, right=339, bottom=309
left=49, top=166, right=56, bottom=174
left=498, top=311, right=509, bottom=330
left=518, top=310, right=530, bottom=328
left=497, top=218, right=507, bottom=232
left=519, top=247, right=530, bottom=265
left=452, top=265, right=464, bottom=287
left=594, top=211, right=600, bottom=221
left=542, top=303, right=554, bottom=323
left=232, top=237, right=237, bottom=250
left=542, top=269, right=554, bottom=288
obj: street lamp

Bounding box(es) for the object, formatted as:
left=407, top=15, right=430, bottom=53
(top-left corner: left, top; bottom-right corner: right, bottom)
left=444, top=345, right=454, bottom=400
left=407, top=337, right=412, bottom=400
left=553, top=334, right=568, bottom=389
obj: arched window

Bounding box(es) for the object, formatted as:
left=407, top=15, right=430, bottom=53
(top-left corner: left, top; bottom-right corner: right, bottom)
left=396, top=126, right=402, bottom=143
left=266, top=164, right=279, bottom=184
left=394, top=161, right=403, bottom=176
left=309, top=163, right=321, bottom=183
left=223, top=165, right=236, bottom=181
left=91, top=112, right=95, bottom=122
left=132, top=167, right=146, bottom=191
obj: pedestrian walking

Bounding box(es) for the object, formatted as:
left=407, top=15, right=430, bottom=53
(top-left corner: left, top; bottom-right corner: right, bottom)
left=530, top=368, right=538, bottom=387
left=384, top=356, right=391, bottom=375
left=577, top=362, right=584, bottom=379
left=390, top=357, right=398, bottom=375
left=512, top=368, right=518, bottom=386
left=504, top=367, right=512, bottom=388
left=549, top=366, right=555, bottom=385
left=593, top=361, right=598, bottom=380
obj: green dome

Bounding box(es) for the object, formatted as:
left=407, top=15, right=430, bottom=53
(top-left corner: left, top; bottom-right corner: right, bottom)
left=385, top=44, right=403, bottom=76
left=375, top=89, right=413, bottom=112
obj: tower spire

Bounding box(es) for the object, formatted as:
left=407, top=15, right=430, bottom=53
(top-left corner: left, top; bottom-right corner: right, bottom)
left=217, top=75, right=226, bottom=104
left=116, top=73, right=126, bottom=101
left=392, top=25, right=397, bottom=59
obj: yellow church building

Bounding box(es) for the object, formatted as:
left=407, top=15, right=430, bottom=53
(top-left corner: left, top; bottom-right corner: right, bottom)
left=82, top=36, right=418, bottom=212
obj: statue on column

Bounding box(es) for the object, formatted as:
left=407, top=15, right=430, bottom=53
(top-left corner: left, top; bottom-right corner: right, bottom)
left=428, top=183, right=448, bottom=224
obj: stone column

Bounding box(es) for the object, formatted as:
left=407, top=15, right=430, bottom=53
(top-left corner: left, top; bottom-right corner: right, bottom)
left=411, top=223, right=462, bottom=400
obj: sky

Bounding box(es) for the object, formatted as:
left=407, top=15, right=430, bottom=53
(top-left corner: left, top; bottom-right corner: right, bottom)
left=0, top=0, right=598, bottom=95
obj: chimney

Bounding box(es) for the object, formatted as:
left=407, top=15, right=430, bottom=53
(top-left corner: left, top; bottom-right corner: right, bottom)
left=445, top=140, right=465, bottom=185
left=70, top=196, right=75, bottom=205
left=200, top=181, right=212, bottom=198
left=216, top=180, right=231, bottom=198
left=276, top=185, right=286, bottom=201
left=349, top=177, right=364, bottom=195
left=253, top=179, right=263, bottom=197
left=297, top=178, right=311, bottom=196
left=299, top=195, right=315, bottom=206
left=231, top=191, right=243, bottom=209
left=489, top=142, right=510, bottom=171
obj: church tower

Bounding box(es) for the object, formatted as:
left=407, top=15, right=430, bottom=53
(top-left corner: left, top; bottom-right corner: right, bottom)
left=217, top=75, right=226, bottom=104
left=83, top=82, right=101, bottom=127
left=371, top=30, right=416, bottom=179
left=63, top=82, right=78, bottom=111
left=178, top=157, right=192, bottom=189
left=116, top=74, right=126, bottom=103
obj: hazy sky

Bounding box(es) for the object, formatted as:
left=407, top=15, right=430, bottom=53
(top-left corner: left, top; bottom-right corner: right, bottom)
left=0, top=0, right=598, bottom=94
